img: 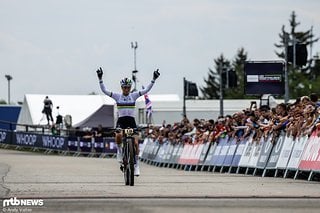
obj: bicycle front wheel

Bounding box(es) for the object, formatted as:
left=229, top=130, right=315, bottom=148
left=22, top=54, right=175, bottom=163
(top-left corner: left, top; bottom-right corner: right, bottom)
left=123, top=137, right=135, bottom=186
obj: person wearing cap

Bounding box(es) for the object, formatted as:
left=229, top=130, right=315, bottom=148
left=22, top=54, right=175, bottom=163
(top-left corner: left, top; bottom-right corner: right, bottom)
left=96, top=67, right=160, bottom=176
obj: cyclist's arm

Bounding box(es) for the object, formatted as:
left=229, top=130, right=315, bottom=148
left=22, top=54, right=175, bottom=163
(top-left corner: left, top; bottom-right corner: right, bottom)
left=99, top=80, right=113, bottom=97
left=137, top=80, right=155, bottom=96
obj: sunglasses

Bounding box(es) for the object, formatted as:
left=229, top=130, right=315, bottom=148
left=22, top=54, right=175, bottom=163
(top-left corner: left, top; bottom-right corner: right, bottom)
left=122, top=86, right=131, bottom=89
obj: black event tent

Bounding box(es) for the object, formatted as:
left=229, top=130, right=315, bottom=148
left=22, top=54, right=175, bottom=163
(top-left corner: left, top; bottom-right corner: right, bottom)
left=73, top=105, right=114, bottom=128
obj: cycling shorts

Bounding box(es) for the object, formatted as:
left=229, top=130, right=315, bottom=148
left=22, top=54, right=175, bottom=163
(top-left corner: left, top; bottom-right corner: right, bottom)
left=116, top=116, right=137, bottom=129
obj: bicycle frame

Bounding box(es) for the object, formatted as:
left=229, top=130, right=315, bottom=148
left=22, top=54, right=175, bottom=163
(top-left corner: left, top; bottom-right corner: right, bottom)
left=122, top=128, right=136, bottom=186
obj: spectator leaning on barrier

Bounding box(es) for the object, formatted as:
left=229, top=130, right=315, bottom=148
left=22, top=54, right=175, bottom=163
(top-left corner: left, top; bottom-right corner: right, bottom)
left=183, top=118, right=200, bottom=142
left=94, top=124, right=104, bottom=138
left=230, top=112, right=246, bottom=140
left=257, top=105, right=271, bottom=140
left=243, top=111, right=259, bottom=140
left=143, top=94, right=320, bottom=152
left=309, top=93, right=320, bottom=108
left=271, top=103, right=288, bottom=133
left=212, top=116, right=227, bottom=142
left=82, top=127, right=94, bottom=139
left=301, top=104, right=317, bottom=136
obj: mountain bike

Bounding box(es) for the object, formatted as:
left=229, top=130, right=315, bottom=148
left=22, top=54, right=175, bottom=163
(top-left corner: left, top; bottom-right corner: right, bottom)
left=119, top=128, right=137, bottom=186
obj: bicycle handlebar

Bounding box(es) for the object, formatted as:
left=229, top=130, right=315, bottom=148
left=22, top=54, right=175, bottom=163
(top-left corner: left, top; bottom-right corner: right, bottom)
left=107, top=127, right=148, bottom=136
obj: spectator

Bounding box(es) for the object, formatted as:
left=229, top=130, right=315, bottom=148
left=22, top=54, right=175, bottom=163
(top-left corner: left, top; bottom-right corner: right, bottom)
left=310, top=93, right=320, bottom=108
left=94, top=124, right=104, bottom=138
left=42, top=96, right=54, bottom=125
left=55, top=106, right=63, bottom=131
left=82, top=127, right=94, bottom=139
left=144, top=95, right=320, bottom=148
left=212, top=116, right=227, bottom=142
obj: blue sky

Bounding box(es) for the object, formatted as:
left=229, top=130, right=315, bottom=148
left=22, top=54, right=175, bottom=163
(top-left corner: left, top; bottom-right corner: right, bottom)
left=1, top=0, right=320, bottom=103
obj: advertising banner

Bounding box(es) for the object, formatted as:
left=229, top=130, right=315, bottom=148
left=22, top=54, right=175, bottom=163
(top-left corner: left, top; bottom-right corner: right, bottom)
left=287, top=135, right=308, bottom=169
left=141, top=138, right=153, bottom=159
left=198, top=142, right=211, bottom=165
left=299, top=130, right=320, bottom=171
left=188, top=144, right=205, bottom=165
left=266, top=133, right=286, bottom=169
left=238, top=135, right=255, bottom=167
left=104, top=138, right=117, bottom=154
left=222, top=138, right=238, bottom=166
left=169, top=144, right=182, bottom=164
left=139, top=138, right=150, bottom=157
left=247, top=136, right=266, bottom=167
left=163, top=143, right=174, bottom=164
left=178, top=144, right=193, bottom=164
left=79, top=138, right=92, bottom=153
left=155, top=142, right=171, bottom=164
left=211, top=136, right=229, bottom=166
left=256, top=134, right=274, bottom=168
left=203, top=142, right=217, bottom=165
left=93, top=137, right=104, bottom=153
left=276, top=136, right=295, bottom=169
left=0, top=129, right=12, bottom=145
left=67, top=137, right=79, bottom=152
left=13, top=132, right=68, bottom=150
left=149, top=142, right=160, bottom=161
left=231, top=138, right=247, bottom=167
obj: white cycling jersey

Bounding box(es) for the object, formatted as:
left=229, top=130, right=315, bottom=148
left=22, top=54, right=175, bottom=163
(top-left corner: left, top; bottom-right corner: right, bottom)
left=99, top=80, right=154, bottom=118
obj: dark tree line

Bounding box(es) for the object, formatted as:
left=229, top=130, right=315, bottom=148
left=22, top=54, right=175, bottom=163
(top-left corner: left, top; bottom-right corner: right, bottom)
left=201, top=11, right=320, bottom=99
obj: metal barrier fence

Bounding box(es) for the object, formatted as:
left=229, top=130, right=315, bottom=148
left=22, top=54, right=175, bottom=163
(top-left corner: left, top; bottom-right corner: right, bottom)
left=139, top=130, right=320, bottom=181
left=1, top=120, right=320, bottom=181
left=0, top=128, right=118, bottom=158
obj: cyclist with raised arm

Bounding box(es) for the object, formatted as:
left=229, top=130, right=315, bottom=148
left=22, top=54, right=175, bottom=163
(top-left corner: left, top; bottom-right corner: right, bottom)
left=96, top=67, right=160, bottom=176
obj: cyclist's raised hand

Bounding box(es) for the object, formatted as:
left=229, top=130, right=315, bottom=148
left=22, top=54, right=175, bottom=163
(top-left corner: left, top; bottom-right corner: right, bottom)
left=96, top=67, right=103, bottom=80
left=153, top=69, right=160, bottom=81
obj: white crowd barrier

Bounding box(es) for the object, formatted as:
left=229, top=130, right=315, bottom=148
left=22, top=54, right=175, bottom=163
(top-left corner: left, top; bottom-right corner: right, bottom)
left=140, top=130, right=320, bottom=181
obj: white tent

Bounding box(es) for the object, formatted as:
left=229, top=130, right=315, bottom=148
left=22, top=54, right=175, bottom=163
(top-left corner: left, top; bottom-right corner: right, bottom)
left=17, top=94, right=115, bottom=128
left=17, top=93, right=283, bottom=129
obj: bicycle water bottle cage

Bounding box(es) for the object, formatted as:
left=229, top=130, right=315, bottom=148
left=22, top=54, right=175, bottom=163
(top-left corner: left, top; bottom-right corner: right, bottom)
left=124, top=128, right=134, bottom=136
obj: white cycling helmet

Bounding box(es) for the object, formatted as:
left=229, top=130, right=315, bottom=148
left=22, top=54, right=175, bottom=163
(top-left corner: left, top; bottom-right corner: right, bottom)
left=120, top=78, right=132, bottom=87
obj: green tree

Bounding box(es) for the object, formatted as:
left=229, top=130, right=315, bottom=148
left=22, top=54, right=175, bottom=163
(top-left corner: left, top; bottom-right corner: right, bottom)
left=274, top=11, right=319, bottom=98
left=201, top=54, right=231, bottom=99
left=201, top=49, right=248, bottom=99
left=224, top=47, right=248, bottom=99
left=0, top=99, right=7, bottom=105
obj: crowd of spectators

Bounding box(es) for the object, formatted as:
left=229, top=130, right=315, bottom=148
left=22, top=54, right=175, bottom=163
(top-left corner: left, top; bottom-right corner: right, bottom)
left=145, top=93, right=320, bottom=145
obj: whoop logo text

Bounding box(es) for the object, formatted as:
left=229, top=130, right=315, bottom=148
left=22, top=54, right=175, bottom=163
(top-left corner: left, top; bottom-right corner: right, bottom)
left=3, top=197, right=44, bottom=207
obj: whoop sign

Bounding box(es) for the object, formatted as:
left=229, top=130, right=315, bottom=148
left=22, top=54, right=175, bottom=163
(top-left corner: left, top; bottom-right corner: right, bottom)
left=42, top=136, right=65, bottom=149
left=12, top=132, right=68, bottom=150
left=16, top=133, right=37, bottom=146
left=0, top=131, right=10, bottom=144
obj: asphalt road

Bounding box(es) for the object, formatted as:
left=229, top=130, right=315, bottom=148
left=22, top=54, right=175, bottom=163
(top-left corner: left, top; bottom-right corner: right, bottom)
left=1, top=148, right=320, bottom=212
